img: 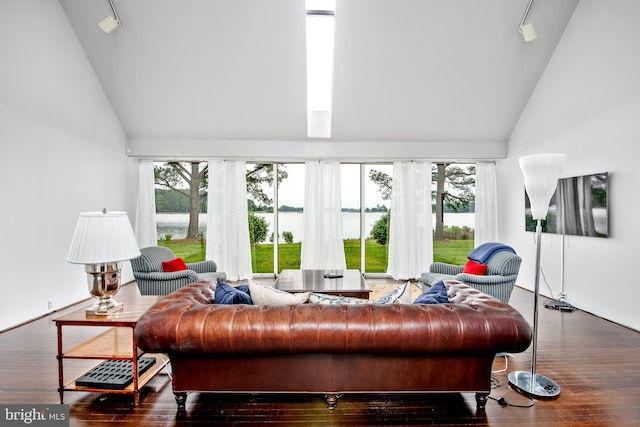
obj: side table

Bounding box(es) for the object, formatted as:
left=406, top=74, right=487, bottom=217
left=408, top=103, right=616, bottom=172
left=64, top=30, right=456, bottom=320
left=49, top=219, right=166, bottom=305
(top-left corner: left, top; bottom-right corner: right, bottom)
left=53, top=296, right=169, bottom=405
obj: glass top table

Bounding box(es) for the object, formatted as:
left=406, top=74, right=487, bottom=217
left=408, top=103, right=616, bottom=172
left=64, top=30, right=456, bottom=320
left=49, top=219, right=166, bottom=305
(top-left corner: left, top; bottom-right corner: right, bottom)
left=274, top=269, right=371, bottom=299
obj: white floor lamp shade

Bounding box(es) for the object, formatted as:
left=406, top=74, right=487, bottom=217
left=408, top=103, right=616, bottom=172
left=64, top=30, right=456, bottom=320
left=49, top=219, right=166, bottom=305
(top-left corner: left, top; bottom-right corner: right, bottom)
left=509, top=153, right=565, bottom=399
left=520, top=153, right=566, bottom=220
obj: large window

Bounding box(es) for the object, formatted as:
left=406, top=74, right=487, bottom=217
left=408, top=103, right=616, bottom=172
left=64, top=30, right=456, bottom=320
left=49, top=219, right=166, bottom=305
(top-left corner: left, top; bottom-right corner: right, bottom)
left=244, top=163, right=305, bottom=274
left=363, top=164, right=392, bottom=273
left=246, top=164, right=276, bottom=274
left=153, top=161, right=476, bottom=275
left=245, top=162, right=397, bottom=274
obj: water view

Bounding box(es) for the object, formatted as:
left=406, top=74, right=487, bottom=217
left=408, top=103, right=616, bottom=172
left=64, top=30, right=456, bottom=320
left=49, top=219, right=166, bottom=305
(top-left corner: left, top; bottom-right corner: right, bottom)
left=156, top=212, right=475, bottom=242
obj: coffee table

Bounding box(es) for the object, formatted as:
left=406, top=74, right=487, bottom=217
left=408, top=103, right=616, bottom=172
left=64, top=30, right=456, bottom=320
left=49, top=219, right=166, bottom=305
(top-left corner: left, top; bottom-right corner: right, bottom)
left=274, top=269, right=371, bottom=299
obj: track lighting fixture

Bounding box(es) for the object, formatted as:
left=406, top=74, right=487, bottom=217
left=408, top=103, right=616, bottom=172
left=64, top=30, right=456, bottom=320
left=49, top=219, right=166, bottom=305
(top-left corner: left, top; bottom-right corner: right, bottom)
left=518, top=0, right=538, bottom=42
left=99, top=0, right=121, bottom=33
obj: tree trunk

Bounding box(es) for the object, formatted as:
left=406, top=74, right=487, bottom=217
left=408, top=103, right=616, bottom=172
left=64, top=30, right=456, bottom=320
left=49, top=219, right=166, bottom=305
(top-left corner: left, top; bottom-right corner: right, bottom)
left=187, top=162, right=202, bottom=239
left=434, top=163, right=446, bottom=241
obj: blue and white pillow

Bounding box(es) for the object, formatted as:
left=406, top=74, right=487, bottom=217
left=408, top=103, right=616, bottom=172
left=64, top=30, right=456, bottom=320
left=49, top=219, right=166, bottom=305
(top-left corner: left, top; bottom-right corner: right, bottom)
left=308, top=293, right=375, bottom=305
left=375, top=281, right=412, bottom=304
left=308, top=282, right=412, bottom=305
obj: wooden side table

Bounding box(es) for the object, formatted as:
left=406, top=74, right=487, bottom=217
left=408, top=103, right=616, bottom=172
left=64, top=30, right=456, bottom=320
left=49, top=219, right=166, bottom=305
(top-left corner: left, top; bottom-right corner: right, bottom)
left=53, top=296, right=168, bottom=405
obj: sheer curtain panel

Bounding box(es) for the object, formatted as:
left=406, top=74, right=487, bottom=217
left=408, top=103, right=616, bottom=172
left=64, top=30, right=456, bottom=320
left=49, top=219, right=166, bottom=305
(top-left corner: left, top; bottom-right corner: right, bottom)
left=474, top=162, right=499, bottom=246
left=207, top=160, right=253, bottom=281
left=387, top=161, right=433, bottom=280
left=135, top=160, right=158, bottom=248
left=300, top=161, right=347, bottom=270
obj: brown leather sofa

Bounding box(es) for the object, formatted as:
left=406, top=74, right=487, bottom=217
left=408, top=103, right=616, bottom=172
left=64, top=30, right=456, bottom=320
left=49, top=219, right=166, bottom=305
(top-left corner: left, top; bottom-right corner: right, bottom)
left=135, top=280, right=532, bottom=413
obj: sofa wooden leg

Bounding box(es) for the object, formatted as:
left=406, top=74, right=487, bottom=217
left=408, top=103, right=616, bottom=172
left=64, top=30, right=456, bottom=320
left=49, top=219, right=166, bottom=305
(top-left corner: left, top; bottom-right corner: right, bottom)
left=475, top=392, right=488, bottom=412
left=324, top=394, right=340, bottom=410
left=174, top=391, right=188, bottom=413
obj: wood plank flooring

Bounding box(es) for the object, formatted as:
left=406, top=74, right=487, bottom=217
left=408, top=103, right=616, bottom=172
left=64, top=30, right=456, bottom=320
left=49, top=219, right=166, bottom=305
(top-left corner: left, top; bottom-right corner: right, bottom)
left=1, top=278, right=639, bottom=426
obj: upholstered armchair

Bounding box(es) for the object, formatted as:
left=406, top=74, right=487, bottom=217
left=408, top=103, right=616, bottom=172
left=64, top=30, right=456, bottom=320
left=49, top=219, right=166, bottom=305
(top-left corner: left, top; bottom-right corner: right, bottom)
left=131, top=246, right=226, bottom=295
left=420, top=243, right=522, bottom=303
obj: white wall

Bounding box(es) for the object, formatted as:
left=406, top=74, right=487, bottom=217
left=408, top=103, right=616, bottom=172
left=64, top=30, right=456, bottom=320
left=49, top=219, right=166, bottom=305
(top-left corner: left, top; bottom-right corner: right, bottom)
left=0, top=0, right=137, bottom=330
left=500, top=0, right=640, bottom=331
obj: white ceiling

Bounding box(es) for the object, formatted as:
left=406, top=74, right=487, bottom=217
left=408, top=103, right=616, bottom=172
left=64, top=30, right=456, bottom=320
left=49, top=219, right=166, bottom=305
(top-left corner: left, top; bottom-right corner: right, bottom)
left=59, top=0, right=579, bottom=151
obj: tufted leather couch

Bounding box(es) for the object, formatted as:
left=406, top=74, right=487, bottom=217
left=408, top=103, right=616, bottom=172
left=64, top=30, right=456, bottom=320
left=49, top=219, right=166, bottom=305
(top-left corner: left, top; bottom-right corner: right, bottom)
left=135, top=280, right=532, bottom=413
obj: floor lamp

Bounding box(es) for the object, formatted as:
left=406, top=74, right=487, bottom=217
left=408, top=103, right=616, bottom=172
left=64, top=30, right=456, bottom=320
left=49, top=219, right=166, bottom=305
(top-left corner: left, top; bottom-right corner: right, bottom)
left=508, top=153, right=565, bottom=399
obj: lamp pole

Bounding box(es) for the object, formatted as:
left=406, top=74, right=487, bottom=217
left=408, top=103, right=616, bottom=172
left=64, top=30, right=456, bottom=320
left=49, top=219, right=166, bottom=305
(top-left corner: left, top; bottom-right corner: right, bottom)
left=508, top=218, right=560, bottom=398
left=530, top=218, right=543, bottom=387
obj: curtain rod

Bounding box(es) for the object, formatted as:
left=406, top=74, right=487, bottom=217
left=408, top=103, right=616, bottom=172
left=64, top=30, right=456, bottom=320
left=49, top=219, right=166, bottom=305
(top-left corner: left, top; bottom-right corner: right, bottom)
left=136, top=158, right=496, bottom=165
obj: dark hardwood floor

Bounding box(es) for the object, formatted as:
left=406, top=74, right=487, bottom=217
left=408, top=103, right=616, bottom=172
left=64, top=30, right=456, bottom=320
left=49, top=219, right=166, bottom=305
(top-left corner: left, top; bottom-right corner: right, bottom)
left=1, top=278, right=639, bottom=426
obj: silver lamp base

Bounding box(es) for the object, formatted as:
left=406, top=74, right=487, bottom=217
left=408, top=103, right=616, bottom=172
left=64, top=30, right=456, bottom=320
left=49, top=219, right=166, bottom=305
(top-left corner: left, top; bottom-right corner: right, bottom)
left=86, top=296, right=123, bottom=315
left=508, top=371, right=560, bottom=399
left=84, top=262, right=124, bottom=315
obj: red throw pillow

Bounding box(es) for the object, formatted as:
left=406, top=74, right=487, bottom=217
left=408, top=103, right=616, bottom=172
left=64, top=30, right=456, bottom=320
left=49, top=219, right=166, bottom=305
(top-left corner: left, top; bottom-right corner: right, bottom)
left=462, top=260, right=488, bottom=275
left=162, top=257, right=188, bottom=272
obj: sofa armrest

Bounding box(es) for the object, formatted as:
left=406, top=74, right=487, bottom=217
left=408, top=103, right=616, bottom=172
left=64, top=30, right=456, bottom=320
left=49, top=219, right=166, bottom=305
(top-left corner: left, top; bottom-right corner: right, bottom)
left=187, top=260, right=217, bottom=274
left=430, top=262, right=464, bottom=275
left=452, top=273, right=517, bottom=285
left=133, top=270, right=200, bottom=281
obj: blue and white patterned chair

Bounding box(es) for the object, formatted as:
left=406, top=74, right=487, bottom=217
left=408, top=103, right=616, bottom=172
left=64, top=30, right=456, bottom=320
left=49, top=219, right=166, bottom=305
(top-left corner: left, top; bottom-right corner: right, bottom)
left=420, top=243, right=522, bottom=303
left=131, top=246, right=226, bottom=295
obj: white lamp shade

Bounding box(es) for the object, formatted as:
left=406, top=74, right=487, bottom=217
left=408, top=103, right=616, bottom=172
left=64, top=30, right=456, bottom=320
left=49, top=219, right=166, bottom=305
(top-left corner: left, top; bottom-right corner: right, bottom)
left=67, top=211, right=141, bottom=264
left=520, top=153, right=566, bottom=220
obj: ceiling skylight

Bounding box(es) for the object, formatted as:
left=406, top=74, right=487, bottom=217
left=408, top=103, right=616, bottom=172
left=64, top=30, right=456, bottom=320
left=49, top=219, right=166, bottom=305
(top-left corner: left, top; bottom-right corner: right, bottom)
left=306, top=0, right=336, bottom=138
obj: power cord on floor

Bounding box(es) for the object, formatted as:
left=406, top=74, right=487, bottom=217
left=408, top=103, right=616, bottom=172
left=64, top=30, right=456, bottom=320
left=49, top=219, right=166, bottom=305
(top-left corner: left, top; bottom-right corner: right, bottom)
left=487, top=395, right=535, bottom=408
left=538, top=265, right=555, bottom=300
left=489, top=354, right=535, bottom=409
left=492, top=353, right=510, bottom=373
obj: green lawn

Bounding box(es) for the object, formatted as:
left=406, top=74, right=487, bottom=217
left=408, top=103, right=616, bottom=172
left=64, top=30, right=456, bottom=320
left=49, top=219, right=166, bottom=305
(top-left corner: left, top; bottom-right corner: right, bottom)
left=159, top=239, right=473, bottom=273
left=158, top=239, right=206, bottom=263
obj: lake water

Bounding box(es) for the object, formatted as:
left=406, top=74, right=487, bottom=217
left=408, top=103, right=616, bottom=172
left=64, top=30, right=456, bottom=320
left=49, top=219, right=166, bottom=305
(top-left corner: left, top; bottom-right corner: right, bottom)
left=157, top=212, right=475, bottom=242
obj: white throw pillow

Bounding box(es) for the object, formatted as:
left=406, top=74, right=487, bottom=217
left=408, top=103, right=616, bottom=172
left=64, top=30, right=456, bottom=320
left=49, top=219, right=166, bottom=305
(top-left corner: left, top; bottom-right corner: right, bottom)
left=248, top=280, right=310, bottom=306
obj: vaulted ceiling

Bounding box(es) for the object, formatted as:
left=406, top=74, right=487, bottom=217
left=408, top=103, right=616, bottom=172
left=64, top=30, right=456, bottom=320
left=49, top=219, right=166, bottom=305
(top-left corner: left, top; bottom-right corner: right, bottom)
left=59, top=0, right=579, bottom=151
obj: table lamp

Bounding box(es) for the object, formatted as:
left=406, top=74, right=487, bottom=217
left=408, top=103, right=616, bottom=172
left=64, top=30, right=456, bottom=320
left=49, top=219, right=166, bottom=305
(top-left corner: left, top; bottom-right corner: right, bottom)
left=508, top=153, right=565, bottom=398
left=67, top=209, right=141, bottom=315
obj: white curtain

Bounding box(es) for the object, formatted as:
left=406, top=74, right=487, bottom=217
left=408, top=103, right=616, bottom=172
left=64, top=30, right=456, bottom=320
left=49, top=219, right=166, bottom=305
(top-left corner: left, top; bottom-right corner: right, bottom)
left=300, top=161, right=347, bottom=270
left=387, top=161, right=433, bottom=280
left=474, top=162, right=499, bottom=246
left=135, top=160, right=158, bottom=248
left=206, top=160, right=253, bottom=281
